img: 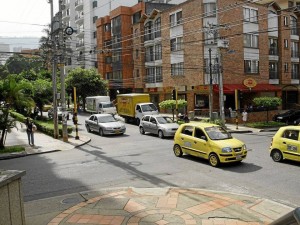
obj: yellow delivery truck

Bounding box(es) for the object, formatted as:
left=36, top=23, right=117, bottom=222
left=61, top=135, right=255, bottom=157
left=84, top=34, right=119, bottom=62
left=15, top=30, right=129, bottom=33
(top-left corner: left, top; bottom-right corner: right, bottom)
left=117, top=93, right=158, bottom=125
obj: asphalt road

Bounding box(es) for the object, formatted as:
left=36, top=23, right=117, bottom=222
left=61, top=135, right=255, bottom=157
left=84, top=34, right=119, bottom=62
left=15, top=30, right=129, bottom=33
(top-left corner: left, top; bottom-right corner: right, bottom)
left=1, top=113, right=299, bottom=208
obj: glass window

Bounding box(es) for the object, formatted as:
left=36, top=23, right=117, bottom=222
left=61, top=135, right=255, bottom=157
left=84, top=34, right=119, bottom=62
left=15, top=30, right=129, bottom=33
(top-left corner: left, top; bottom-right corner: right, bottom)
left=93, top=1, right=97, bottom=8
left=194, top=128, right=206, bottom=139
left=104, top=23, right=111, bottom=32
left=292, top=64, right=299, bottom=79
left=269, top=62, right=278, bottom=79
left=144, top=21, right=153, bottom=41
left=181, top=126, right=194, bottom=136
left=244, top=7, right=258, bottom=23
left=244, top=60, right=259, bottom=74
left=284, top=63, right=289, bottom=72
left=170, top=37, right=183, bottom=51
left=171, top=62, right=184, bottom=76
left=269, top=38, right=278, bottom=55
left=170, top=11, right=182, bottom=27
left=132, top=11, right=141, bottom=24
left=291, top=42, right=299, bottom=58
left=244, top=34, right=258, bottom=48
left=155, top=44, right=162, bottom=60
left=291, top=16, right=298, bottom=35
left=154, top=18, right=161, bottom=38
left=204, top=3, right=216, bottom=17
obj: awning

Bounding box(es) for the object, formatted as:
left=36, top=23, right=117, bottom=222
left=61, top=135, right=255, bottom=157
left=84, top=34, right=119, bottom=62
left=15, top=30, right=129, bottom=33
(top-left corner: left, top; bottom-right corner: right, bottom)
left=213, top=84, right=281, bottom=94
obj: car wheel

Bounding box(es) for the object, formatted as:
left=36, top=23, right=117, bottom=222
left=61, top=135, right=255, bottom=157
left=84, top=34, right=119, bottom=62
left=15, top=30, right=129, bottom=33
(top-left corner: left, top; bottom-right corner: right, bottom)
left=209, top=153, right=220, bottom=167
left=271, top=149, right=283, bottom=162
left=139, top=126, right=145, bottom=134
left=86, top=125, right=91, bottom=133
left=158, top=130, right=164, bottom=139
left=173, top=144, right=183, bottom=157
left=99, top=128, right=104, bottom=136
left=136, top=118, right=140, bottom=126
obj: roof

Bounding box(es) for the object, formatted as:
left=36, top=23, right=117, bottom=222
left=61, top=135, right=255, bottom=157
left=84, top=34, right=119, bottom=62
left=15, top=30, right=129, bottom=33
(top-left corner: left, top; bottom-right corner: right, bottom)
left=182, top=122, right=220, bottom=128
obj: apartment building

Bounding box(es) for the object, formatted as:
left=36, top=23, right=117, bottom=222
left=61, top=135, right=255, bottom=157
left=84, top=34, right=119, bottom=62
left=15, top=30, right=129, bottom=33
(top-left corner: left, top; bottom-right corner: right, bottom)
left=96, top=0, right=300, bottom=112
left=61, top=0, right=140, bottom=71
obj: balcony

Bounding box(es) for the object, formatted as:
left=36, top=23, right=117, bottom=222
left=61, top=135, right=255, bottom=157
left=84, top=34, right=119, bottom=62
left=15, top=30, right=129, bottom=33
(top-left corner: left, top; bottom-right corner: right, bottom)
left=75, top=0, right=83, bottom=11
left=76, top=28, right=84, bottom=38
left=76, top=42, right=85, bottom=51
left=269, top=71, right=279, bottom=79
left=269, top=47, right=278, bottom=56
left=62, top=11, right=70, bottom=21
left=75, top=13, right=84, bottom=25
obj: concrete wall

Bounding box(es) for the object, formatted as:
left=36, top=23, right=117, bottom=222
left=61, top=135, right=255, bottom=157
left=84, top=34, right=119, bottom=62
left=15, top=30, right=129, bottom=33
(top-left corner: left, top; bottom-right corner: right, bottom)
left=0, top=170, right=26, bottom=225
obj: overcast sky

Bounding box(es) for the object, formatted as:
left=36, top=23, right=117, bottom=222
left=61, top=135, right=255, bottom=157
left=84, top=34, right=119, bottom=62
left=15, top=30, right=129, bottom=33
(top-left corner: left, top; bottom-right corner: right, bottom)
left=0, top=0, right=58, bottom=38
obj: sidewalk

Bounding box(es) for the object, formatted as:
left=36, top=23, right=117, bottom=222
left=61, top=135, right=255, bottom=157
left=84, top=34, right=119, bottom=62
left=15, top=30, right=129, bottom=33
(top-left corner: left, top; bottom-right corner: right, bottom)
left=0, top=122, right=91, bottom=160
left=25, top=187, right=295, bottom=225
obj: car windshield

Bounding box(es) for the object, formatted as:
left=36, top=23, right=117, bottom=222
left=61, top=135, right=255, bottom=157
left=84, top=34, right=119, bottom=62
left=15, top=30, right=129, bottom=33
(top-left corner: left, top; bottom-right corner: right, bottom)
left=101, top=103, right=114, bottom=108
left=156, top=117, right=174, bottom=124
left=205, top=126, right=232, bottom=140
left=141, top=104, right=157, bottom=112
left=98, top=115, right=116, bottom=123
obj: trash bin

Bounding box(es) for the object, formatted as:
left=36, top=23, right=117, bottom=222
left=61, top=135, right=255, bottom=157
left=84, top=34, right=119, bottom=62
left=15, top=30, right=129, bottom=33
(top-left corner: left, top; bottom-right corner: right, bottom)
left=212, top=112, right=219, bottom=120
left=230, top=110, right=237, bottom=118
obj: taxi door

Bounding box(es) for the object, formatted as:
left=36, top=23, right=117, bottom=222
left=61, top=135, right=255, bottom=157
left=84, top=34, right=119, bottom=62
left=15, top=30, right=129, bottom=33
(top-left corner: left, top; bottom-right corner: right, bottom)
left=281, top=129, right=300, bottom=161
left=190, top=127, right=209, bottom=159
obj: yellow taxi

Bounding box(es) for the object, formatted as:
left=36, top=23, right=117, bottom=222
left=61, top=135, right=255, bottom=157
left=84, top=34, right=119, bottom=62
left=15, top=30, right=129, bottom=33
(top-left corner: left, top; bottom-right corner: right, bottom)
left=270, top=126, right=300, bottom=163
left=173, top=122, right=247, bottom=167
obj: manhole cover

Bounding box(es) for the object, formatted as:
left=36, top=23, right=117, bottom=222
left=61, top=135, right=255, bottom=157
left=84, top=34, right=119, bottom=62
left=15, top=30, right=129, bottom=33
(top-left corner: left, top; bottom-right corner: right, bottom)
left=61, top=197, right=82, bottom=204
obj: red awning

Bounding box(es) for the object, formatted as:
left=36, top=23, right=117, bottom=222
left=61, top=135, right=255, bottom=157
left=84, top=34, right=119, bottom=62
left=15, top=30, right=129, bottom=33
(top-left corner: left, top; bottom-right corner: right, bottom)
left=213, top=84, right=281, bottom=94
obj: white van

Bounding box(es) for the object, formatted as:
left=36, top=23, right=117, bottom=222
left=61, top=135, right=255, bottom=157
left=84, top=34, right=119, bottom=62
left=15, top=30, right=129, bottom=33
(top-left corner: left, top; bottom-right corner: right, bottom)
left=86, top=96, right=117, bottom=115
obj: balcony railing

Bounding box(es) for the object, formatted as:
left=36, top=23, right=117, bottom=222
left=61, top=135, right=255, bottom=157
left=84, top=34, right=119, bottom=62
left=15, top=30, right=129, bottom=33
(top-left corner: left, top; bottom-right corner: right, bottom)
left=292, top=71, right=300, bottom=79
left=269, top=47, right=278, bottom=56
left=269, top=71, right=279, bottom=79
left=291, top=50, right=299, bottom=58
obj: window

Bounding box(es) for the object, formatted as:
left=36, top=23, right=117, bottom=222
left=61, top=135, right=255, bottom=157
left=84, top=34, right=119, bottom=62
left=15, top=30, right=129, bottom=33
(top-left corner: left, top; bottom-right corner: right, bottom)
left=145, top=46, right=154, bottom=62
left=155, top=44, right=162, bottom=60
left=146, top=67, right=155, bottom=83
left=144, top=21, right=153, bottom=41
left=106, top=72, right=112, bottom=79
left=269, top=38, right=278, bottom=55
left=93, top=31, right=97, bottom=39
left=243, top=7, right=258, bottom=23
left=93, top=0, right=97, bottom=8
left=170, top=11, right=182, bottom=27
left=194, top=128, right=206, bottom=139
left=112, top=16, right=121, bottom=35
left=288, top=1, right=294, bottom=8
left=135, top=49, right=139, bottom=59
left=284, top=39, right=289, bottom=48
left=104, top=40, right=112, bottom=49
left=112, top=70, right=122, bottom=80
left=284, top=63, right=289, bottom=72
left=291, top=42, right=299, bottom=58
left=284, top=16, right=288, bottom=26
left=283, top=129, right=299, bottom=141
left=132, top=11, right=141, bottom=24
left=181, top=125, right=193, bottom=136
left=170, top=37, right=183, bottom=51
left=204, top=3, right=216, bottom=17
left=290, top=16, right=298, bottom=35
left=292, top=63, right=299, bottom=79
left=244, top=34, right=258, bottom=48
left=154, top=18, right=161, bottom=38
left=269, top=62, right=278, bottom=79
left=171, top=62, right=184, bottom=76
left=105, top=56, right=112, bottom=64
left=104, top=23, right=111, bottom=32
left=136, top=69, right=140, bottom=78
left=112, top=51, right=121, bottom=63
left=156, top=66, right=162, bottom=82
left=244, top=60, right=259, bottom=74
left=93, top=16, right=98, bottom=23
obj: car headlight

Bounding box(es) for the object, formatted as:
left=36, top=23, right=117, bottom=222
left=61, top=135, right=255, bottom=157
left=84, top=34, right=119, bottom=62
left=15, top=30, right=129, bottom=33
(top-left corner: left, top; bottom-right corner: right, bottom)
left=277, top=117, right=282, bottom=119
left=242, top=144, right=247, bottom=150
left=222, top=147, right=232, bottom=153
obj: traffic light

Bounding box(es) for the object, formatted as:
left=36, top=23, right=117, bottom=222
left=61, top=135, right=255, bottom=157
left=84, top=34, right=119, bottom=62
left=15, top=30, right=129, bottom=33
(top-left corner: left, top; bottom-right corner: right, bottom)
left=172, top=89, right=176, bottom=100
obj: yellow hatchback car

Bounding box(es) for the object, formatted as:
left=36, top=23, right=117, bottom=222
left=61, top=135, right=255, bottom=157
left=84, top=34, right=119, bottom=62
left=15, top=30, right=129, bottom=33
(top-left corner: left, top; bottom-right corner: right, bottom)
left=270, top=126, right=300, bottom=163
left=173, top=122, right=247, bottom=167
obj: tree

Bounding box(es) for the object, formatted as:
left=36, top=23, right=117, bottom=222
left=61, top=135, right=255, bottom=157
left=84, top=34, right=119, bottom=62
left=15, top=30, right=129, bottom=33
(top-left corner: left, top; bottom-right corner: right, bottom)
left=0, top=104, right=17, bottom=148
left=159, top=99, right=187, bottom=120
left=5, top=54, right=30, bottom=75
left=253, top=97, right=282, bottom=122
left=65, top=68, right=108, bottom=111
left=32, top=79, right=53, bottom=117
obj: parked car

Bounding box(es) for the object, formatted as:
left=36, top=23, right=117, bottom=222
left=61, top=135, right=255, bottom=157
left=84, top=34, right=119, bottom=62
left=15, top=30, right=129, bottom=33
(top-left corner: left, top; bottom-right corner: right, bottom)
left=273, top=110, right=300, bottom=124
left=48, top=107, right=70, bottom=120
left=85, top=113, right=126, bottom=136
left=139, top=115, right=179, bottom=138
left=269, top=126, right=300, bottom=163
left=173, top=122, right=247, bottom=167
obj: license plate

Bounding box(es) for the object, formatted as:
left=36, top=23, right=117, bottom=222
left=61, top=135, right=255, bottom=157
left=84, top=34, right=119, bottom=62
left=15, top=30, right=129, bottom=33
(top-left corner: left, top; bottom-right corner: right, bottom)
left=115, top=130, right=120, bottom=134
left=236, top=154, right=242, bottom=160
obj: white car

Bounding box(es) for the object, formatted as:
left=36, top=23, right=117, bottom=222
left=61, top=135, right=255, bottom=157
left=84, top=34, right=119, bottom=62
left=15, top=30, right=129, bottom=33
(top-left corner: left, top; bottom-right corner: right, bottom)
left=85, top=114, right=126, bottom=136
left=48, top=107, right=70, bottom=120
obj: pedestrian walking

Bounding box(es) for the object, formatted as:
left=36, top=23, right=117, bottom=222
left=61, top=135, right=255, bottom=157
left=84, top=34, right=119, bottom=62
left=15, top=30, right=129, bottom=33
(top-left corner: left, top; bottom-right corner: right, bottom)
left=25, top=117, right=36, bottom=146
left=242, top=109, right=248, bottom=125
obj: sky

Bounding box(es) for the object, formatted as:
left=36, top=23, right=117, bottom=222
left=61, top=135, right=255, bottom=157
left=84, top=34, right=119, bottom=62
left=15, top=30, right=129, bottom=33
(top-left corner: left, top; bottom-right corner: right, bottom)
left=0, top=0, right=58, bottom=38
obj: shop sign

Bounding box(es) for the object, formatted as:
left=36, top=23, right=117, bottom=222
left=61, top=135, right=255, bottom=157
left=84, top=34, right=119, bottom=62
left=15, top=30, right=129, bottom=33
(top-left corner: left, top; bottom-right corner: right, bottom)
left=243, top=78, right=257, bottom=88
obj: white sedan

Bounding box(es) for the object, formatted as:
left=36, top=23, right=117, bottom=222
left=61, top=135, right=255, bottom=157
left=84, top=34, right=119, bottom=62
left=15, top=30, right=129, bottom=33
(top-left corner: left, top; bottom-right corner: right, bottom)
left=85, top=114, right=126, bottom=136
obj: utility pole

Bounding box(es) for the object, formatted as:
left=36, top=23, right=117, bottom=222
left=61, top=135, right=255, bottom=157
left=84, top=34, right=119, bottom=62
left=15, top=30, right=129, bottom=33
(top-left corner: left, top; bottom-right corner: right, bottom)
left=58, top=0, right=68, bottom=142
left=50, top=0, right=59, bottom=139
left=209, top=48, right=213, bottom=120
left=216, top=49, right=225, bottom=124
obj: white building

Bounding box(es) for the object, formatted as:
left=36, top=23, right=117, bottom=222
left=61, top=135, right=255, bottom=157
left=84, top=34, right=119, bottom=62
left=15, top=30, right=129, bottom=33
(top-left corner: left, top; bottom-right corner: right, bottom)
left=0, top=43, right=10, bottom=65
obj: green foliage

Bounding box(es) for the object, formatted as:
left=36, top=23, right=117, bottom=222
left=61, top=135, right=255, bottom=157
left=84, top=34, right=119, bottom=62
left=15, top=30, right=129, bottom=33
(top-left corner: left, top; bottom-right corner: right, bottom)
left=247, top=121, right=285, bottom=128
left=32, top=79, right=53, bottom=115
left=65, top=68, right=108, bottom=111
left=159, top=99, right=187, bottom=110
left=253, top=97, right=282, bottom=108
left=0, top=146, right=25, bottom=154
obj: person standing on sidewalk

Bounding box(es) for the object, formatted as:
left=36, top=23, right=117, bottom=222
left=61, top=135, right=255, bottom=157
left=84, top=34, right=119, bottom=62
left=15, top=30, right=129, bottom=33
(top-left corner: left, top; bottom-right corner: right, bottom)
left=242, top=109, right=248, bottom=125
left=25, top=117, right=35, bottom=146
